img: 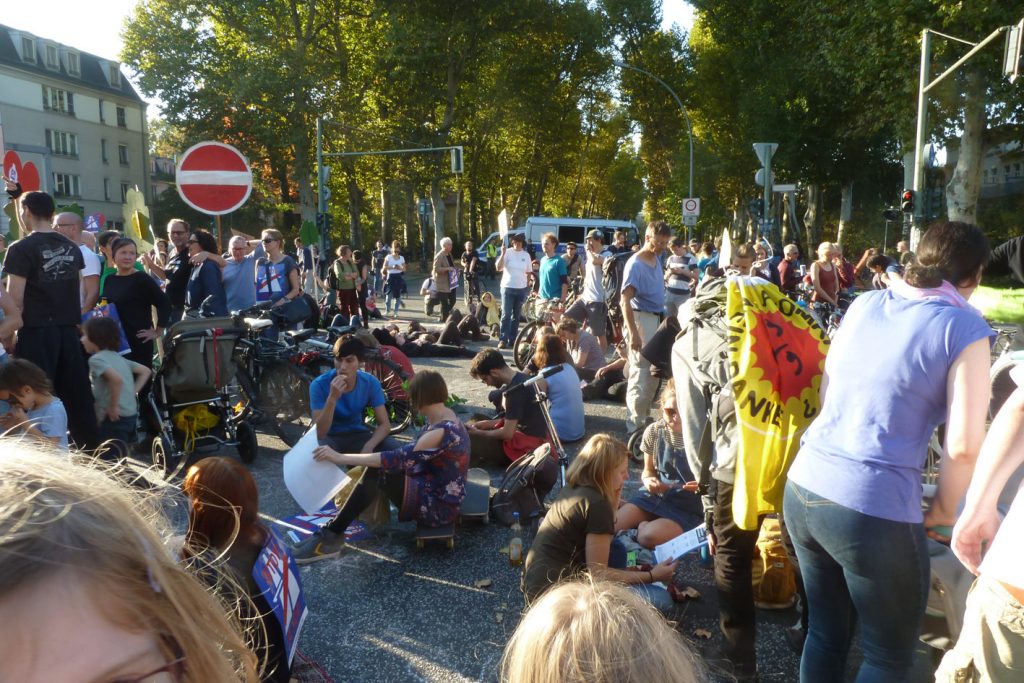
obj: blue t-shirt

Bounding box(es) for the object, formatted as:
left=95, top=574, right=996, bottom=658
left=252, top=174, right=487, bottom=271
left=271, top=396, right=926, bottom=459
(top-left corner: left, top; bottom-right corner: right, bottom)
left=29, top=398, right=69, bottom=451
left=223, top=243, right=264, bottom=313
left=788, top=289, right=994, bottom=523
left=309, top=369, right=386, bottom=435
left=538, top=254, right=568, bottom=300
left=544, top=363, right=584, bottom=442
left=622, top=252, right=665, bottom=313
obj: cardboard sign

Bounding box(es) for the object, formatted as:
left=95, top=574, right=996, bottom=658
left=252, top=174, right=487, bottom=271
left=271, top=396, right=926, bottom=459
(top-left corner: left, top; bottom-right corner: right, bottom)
left=252, top=529, right=308, bottom=667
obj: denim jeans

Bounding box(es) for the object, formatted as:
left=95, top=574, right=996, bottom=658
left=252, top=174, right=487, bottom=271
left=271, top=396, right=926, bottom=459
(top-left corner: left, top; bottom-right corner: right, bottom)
left=610, top=536, right=675, bottom=613
left=783, top=481, right=929, bottom=683
left=500, top=286, right=529, bottom=344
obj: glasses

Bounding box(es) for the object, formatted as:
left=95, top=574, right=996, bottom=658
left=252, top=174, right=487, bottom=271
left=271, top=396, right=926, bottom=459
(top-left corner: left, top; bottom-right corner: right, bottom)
left=55, top=222, right=78, bottom=228
left=262, top=238, right=277, bottom=244
left=169, top=231, right=187, bottom=236
left=112, top=656, right=186, bottom=683
left=187, top=239, right=199, bottom=244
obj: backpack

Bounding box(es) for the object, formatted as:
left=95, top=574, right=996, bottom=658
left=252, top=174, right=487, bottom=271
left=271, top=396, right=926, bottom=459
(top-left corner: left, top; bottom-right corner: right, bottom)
left=490, top=444, right=560, bottom=526
left=751, top=516, right=797, bottom=609
left=602, top=251, right=632, bottom=320
left=671, top=275, right=735, bottom=497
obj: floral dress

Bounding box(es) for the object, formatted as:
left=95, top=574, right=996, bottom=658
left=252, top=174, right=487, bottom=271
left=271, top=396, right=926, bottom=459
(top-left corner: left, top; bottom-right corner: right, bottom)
left=379, top=419, right=470, bottom=527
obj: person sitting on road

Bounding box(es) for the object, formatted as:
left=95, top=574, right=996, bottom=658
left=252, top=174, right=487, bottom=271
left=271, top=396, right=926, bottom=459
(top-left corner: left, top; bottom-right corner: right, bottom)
left=521, top=434, right=679, bottom=610
left=532, top=334, right=584, bottom=443
left=0, top=444, right=259, bottom=682
left=501, top=578, right=704, bottom=683
left=294, top=370, right=470, bottom=563
left=581, top=340, right=628, bottom=403
left=180, top=457, right=291, bottom=682
left=614, top=380, right=703, bottom=550
left=309, top=335, right=402, bottom=455
left=466, top=349, right=550, bottom=466
left=556, top=318, right=606, bottom=381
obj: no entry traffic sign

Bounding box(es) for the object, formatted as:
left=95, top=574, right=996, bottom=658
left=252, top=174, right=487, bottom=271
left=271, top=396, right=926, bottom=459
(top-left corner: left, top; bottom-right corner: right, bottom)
left=176, top=141, right=253, bottom=215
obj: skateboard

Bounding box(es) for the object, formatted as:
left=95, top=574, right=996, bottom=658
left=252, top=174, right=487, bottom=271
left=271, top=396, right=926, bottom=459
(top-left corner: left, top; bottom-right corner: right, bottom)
left=415, top=524, right=455, bottom=549
left=460, top=467, right=490, bottom=525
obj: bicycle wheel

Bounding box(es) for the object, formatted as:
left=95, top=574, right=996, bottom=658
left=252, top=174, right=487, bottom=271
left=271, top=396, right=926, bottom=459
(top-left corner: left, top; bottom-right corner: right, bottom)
left=513, top=320, right=539, bottom=370
left=363, top=355, right=412, bottom=435
left=258, top=361, right=314, bottom=446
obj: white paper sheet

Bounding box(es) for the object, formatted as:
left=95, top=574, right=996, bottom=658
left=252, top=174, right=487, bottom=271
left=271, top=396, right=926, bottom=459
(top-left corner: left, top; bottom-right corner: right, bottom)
left=654, top=523, right=709, bottom=564
left=282, top=427, right=350, bottom=514
left=498, top=208, right=509, bottom=240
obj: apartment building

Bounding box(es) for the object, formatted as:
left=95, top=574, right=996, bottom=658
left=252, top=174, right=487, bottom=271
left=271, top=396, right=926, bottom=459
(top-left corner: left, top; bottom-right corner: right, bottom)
left=0, top=24, right=149, bottom=234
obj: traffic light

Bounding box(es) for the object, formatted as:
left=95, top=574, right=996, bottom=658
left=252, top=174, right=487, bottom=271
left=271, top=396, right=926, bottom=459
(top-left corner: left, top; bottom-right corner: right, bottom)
left=900, top=189, right=914, bottom=213
left=925, top=186, right=944, bottom=221
left=316, top=213, right=326, bottom=231
left=450, top=146, right=464, bottom=174
left=748, top=198, right=764, bottom=219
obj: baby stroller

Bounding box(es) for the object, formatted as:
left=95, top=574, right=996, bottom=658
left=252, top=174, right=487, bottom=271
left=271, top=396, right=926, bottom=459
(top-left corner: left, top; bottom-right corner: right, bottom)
left=149, top=316, right=258, bottom=479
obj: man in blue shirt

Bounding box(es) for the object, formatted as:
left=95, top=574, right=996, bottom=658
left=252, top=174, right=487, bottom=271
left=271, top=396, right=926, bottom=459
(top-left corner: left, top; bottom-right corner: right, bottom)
left=621, top=220, right=671, bottom=434
left=537, top=232, right=568, bottom=307
left=221, top=236, right=264, bottom=313
left=309, top=336, right=401, bottom=454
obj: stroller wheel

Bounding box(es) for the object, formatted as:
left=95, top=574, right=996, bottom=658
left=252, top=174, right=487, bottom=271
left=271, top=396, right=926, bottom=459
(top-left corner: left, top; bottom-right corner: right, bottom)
left=626, top=427, right=645, bottom=465
left=151, top=434, right=188, bottom=480
left=236, top=421, right=258, bottom=464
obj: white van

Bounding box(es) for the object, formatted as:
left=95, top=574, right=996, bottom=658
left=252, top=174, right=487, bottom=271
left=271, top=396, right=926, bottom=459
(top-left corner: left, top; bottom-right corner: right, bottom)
left=477, top=217, right=639, bottom=264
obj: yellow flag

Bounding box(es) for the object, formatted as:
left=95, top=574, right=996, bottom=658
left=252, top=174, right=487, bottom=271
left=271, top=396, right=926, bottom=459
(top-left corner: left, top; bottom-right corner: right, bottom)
left=726, top=277, right=830, bottom=530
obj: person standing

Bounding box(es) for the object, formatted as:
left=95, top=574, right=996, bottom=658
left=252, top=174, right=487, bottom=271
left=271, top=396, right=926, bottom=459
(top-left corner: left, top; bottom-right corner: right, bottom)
left=331, top=246, right=361, bottom=323
left=777, top=244, right=802, bottom=296
left=485, top=240, right=499, bottom=280
left=382, top=240, right=406, bottom=317
left=461, top=241, right=481, bottom=307
left=221, top=235, right=264, bottom=313
left=621, top=221, right=671, bottom=435
left=565, top=229, right=611, bottom=350
left=152, top=219, right=192, bottom=321
left=537, top=232, right=569, bottom=310
left=495, top=233, right=533, bottom=350
left=184, top=230, right=228, bottom=317
left=255, top=229, right=301, bottom=308
left=809, top=242, right=839, bottom=308
left=53, top=212, right=100, bottom=315
left=562, top=241, right=582, bottom=282
left=371, top=240, right=389, bottom=295
left=664, top=236, right=697, bottom=319
left=102, top=238, right=172, bottom=368
left=294, top=237, right=315, bottom=297
left=433, top=237, right=457, bottom=321
left=2, top=187, right=97, bottom=449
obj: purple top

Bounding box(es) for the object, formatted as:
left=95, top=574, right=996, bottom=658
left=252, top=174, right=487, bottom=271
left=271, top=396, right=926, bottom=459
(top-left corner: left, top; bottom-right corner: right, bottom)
left=787, top=289, right=993, bottom=523
left=379, top=420, right=470, bottom=527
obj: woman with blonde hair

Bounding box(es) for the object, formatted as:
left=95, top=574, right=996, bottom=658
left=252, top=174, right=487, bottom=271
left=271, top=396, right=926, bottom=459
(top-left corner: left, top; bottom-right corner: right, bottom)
left=255, top=228, right=301, bottom=308
left=521, top=433, right=678, bottom=609
left=501, top=579, right=704, bottom=683
left=0, top=444, right=258, bottom=681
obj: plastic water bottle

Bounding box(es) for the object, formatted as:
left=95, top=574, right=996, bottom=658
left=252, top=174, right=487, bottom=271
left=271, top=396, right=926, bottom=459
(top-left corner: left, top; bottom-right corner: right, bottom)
left=508, top=512, right=524, bottom=566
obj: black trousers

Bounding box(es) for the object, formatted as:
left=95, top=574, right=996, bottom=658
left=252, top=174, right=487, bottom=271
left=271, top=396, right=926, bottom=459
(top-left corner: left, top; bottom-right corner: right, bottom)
left=712, top=479, right=764, bottom=677
left=326, top=468, right=406, bottom=534
left=439, top=290, right=456, bottom=321
left=16, top=325, right=99, bottom=450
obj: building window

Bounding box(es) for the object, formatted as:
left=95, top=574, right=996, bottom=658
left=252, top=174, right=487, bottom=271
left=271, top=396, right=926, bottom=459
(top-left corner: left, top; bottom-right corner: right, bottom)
left=101, top=139, right=108, bottom=163
left=116, top=106, right=127, bottom=128
left=109, top=65, right=121, bottom=87
left=120, top=182, right=130, bottom=203
left=45, top=44, right=59, bottom=69
left=99, top=99, right=105, bottom=123
left=66, top=52, right=80, bottom=76
left=53, top=173, right=81, bottom=198
left=118, top=144, right=130, bottom=166
left=42, top=86, right=75, bottom=115
left=46, top=130, right=79, bottom=157
left=1015, top=163, right=1021, bottom=177
left=21, top=37, right=35, bottom=63
left=103, top=178, right=110, bottom=201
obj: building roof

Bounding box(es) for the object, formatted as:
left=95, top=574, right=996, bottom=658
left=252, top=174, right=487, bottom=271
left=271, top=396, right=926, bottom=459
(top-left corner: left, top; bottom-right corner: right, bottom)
left=0, top=24, right=145, bottom=104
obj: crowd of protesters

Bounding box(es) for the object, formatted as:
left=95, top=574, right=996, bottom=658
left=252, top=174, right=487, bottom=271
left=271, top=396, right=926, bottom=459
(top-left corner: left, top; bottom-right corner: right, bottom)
left=3, top=174, right=1024, bottom=682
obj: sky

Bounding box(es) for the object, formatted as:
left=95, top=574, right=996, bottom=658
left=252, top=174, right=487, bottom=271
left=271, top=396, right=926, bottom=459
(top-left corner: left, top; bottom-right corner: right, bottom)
left=4, top=0, right=696, bottom=117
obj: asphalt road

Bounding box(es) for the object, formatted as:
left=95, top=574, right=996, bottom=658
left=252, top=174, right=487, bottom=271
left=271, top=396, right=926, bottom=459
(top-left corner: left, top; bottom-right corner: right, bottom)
left=236, top=272, right=942, bottom=683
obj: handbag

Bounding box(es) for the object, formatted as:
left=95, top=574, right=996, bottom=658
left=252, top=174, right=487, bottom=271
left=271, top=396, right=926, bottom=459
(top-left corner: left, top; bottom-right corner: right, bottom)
left=82, top=302, right=132, bottom=355
left=275, top=296, right=313, bottom=326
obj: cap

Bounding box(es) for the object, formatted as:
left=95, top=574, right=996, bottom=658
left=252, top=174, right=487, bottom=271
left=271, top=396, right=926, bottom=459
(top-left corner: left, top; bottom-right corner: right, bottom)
left=586, top=229, right=604, bottom=241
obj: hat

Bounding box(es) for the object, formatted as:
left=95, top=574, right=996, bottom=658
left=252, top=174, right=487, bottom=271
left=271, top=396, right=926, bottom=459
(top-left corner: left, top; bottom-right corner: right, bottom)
left=586, top=229, right=604, bottom=241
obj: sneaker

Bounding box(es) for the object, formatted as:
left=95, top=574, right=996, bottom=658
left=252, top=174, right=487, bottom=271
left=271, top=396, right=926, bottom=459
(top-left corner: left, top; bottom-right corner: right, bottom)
left=292, top=528, right=344, bottom=565
left=496, top=341, right=508, bottom=350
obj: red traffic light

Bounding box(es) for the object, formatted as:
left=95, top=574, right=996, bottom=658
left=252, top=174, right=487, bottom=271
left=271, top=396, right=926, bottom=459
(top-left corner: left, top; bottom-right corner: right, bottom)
left=901, top=189, right=914, bottom=213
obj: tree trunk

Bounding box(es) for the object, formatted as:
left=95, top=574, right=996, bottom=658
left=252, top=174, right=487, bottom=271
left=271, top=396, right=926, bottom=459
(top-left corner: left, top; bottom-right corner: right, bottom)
left=945, top=65, right=987, bottom=225
left=344, top=166, right=362, bottom=248
left=403, top=183, right=416, bottom=251
left=836, top=182, right=853, bottom=250
left=381, top=180, right=392, bottom=244
left=430, top=178, right=444, bottom=250
left=533, top=168, right=549, bottom=216
left=803, top=184, right=823, bottom=250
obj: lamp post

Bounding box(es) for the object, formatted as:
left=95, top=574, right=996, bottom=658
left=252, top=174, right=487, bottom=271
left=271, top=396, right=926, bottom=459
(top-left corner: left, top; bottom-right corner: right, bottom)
left=613, top=60, right=695, bottom=237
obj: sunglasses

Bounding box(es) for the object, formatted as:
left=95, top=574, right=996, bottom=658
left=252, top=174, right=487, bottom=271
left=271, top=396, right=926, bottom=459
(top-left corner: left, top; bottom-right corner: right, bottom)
left=262, top=238, right=277, bottom=244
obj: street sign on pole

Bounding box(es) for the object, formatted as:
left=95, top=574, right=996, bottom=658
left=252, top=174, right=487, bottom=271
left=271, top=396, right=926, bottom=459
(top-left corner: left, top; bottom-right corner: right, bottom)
left=753, top=143, right=778, bottom=167
left=682, top=197, right=701, bottom=218
left=1005, top=19, right=1023, bottom=83
left=754, top=168, right=774, bottom=186
left=176, top=141, right=253, bottom=215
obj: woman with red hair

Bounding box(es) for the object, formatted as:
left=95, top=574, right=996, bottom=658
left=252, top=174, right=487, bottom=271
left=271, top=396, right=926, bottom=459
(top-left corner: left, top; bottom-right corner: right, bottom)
left=182, top=457, right=290, bottom=683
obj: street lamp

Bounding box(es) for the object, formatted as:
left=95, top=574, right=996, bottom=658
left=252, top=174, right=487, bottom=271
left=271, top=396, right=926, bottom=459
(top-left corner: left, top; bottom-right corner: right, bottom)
left=612, top=60, right=695, bottom=234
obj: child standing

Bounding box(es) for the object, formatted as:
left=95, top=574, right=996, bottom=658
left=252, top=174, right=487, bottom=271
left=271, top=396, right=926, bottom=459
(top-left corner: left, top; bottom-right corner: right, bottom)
left=0, top=359, right=69, bottom=450
left=82, top=317, right=151, bottom=444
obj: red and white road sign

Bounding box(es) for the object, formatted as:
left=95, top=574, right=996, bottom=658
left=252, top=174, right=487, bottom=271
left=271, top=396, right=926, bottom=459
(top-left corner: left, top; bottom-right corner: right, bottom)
left=176, top=141, right=253, bottom=215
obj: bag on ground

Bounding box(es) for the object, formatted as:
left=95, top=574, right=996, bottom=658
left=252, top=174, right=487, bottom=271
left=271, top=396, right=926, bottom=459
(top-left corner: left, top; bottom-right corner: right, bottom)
left=751, top=516, right=797, bottom=610
left=490, top=443, right=560, bottom=526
